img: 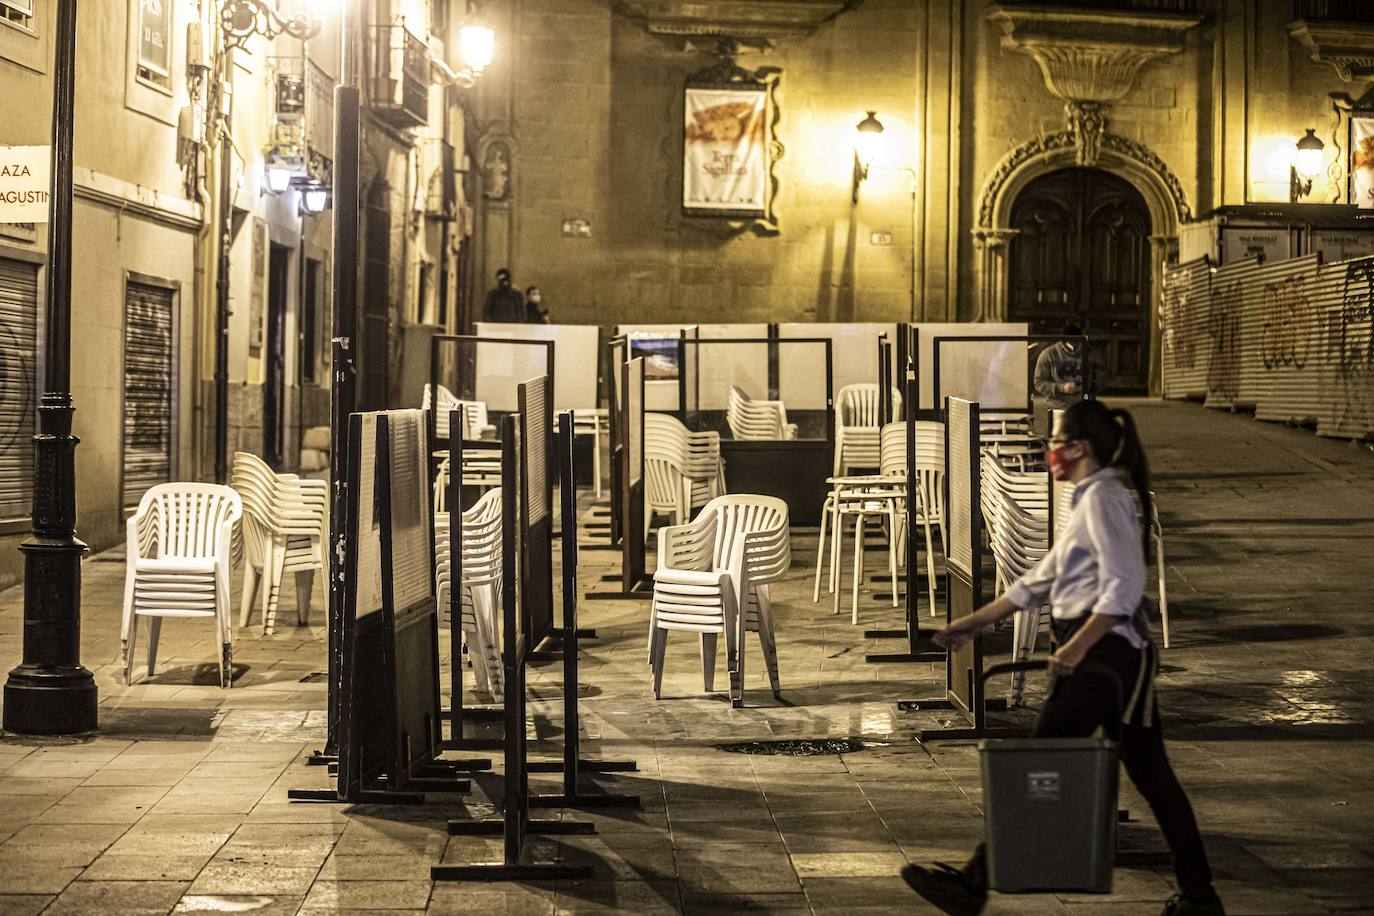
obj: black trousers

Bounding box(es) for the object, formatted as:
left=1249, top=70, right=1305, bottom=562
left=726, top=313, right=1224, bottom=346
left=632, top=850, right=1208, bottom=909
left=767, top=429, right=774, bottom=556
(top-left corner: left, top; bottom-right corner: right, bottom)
left=966, top=634, right=1215, bottom=899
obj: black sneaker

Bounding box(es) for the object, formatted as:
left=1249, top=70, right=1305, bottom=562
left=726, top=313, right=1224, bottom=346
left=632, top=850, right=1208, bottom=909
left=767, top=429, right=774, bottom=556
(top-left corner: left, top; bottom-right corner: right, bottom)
left=1162, top=893, right=1226, bottom=915
left=900, top=863, right=987, bottom=915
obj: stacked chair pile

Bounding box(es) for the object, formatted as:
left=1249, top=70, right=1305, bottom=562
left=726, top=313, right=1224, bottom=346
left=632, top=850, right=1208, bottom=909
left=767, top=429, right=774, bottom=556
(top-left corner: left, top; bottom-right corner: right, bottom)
left=122, top=484, right=242, bottom=687
left=422, top=383, right=497, bottom=440
left=726, top=385, right=798, bottom=440
left=832, top=383, right=901, bottom=476
left=645, top=412, right=727, bottom=532
left=231, top=452, right=328, bottom=634
left=434, top=485, right=505, bottom=700
left=648, top=495, right=790, bottom=705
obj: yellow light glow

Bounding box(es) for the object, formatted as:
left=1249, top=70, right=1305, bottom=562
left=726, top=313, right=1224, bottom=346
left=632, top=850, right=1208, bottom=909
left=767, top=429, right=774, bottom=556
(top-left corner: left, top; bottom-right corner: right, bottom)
left=460, top=25, right=495, bottom=74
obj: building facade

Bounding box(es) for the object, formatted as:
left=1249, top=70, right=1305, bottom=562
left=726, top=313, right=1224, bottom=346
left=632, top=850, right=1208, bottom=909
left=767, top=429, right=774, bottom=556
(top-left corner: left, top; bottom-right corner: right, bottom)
left=0, top=0, right=481, bottom=590
left=470, top=0, right=1374, bottom=393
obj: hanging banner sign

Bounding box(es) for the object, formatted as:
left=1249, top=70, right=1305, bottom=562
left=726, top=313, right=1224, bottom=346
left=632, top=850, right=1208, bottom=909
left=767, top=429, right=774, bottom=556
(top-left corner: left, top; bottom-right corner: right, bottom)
left=682, top=86, right=767, bottom=217
left=0, top=146, right=50, bottom=224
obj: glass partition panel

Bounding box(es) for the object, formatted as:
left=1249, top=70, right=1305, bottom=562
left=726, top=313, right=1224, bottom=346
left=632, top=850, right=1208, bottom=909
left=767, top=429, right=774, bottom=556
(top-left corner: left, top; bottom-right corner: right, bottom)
left=475, top=322, right=600, bottom=410
left=778, top=322, right=897, bottom=395
left=912, top=322, right=1027, bottom=412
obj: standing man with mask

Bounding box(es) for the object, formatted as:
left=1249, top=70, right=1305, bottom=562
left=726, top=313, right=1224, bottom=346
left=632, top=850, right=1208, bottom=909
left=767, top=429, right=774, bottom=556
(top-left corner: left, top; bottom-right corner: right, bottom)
left=483, top=267, right=525, bottom=323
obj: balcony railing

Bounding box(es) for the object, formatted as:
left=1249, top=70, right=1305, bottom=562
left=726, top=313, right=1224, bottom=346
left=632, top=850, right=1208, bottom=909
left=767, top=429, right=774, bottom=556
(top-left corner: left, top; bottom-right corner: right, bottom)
left=369, top=23, right=429, bottom=128
left=1294, top=0, right=1374, bottom=23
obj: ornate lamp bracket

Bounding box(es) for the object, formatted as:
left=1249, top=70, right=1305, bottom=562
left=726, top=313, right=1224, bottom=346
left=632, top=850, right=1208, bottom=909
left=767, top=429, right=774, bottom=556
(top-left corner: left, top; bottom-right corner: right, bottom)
left=222, top=0, right=323, bottom=53
left=986, top=5, right=1201, bottom=166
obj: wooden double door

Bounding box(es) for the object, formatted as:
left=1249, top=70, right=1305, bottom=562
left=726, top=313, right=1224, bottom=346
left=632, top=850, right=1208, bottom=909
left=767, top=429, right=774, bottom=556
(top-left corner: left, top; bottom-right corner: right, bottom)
left=1008, top=167, right=1152, bottom=393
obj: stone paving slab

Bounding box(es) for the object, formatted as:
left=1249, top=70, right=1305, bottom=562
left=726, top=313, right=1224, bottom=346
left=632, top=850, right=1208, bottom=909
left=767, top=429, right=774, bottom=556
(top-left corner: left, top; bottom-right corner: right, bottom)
left=0, top=400, right=1370, bottom=913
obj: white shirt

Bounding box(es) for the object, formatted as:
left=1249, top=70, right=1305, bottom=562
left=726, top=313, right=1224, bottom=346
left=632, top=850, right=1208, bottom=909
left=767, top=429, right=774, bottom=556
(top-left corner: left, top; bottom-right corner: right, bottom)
left=1005, top=467, right=1147, bottom=649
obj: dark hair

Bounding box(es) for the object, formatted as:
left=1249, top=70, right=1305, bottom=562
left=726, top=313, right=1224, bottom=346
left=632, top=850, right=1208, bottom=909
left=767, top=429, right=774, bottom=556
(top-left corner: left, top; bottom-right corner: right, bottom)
left=1062, top=321, right=1083, bottom=337
left=526, top=286, right=540, bottom=296
left=496, top=267, right=511, bottom=280
left=1061, top=399, right=1152, bottom=561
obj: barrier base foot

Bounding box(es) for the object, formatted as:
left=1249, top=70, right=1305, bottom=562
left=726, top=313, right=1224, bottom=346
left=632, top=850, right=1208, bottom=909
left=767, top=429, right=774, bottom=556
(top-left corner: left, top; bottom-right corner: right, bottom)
left=863, top=628, right=906, bottom=639
left=440, top=738, right=504, bottom=752
left=286, top=789, right=339, bottom=802
left=425, top=759, right=493, bottom=774
left=431, top=863, right=592, bottom=882
left=440, top=706, right=503, bottom=721
left=527, top=759, right=638, bottom=774
left=530, top=793, right=640, bottom=809
left=305, top=753, right=336, bottom=767
left=400, top=777, right=470, bottom=793
left=866, top=651, right=944, bottom=663
left=447, top=818, right=596, bottom=836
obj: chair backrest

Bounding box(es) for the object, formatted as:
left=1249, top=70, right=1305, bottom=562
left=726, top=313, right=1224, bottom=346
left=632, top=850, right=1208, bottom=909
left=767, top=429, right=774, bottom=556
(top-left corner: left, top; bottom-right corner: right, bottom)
left=645, top=455, right=686, bottom=511
left=699, top=494, right=790, bottom=588
left=134, top=483, right=242, bottom=560
left=231, top=451, right=327, bottom=541
left=879, top=423, right=906, bottom=478
left=647, top=412, right=721, bottom=478
left=727, top=386, right=787, bottom=440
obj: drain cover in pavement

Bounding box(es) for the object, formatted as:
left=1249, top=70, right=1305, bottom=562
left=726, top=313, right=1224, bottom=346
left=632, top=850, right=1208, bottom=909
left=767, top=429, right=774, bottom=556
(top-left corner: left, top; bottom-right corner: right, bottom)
left=711, top=738, right=887, bottom=756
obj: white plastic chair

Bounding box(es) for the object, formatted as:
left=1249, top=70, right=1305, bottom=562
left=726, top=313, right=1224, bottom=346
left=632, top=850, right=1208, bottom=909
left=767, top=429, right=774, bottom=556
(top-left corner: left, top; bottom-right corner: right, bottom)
left=911, top=420, right=948, bottom=613
left=833, top=384, right=902, bottom=476
left=649, top=494, right=790, bottom=706
left=231, top=453, right=327, bottom=635
left=122, top=484, right=241, bottom=687
left=571, top=408, right=606, bottom=499
left=423, top=385, right=497, bottom=440
left=726, top=386, right=798, bottom=440
left=646, top=412, right=726, bottom=505
left=435, top=487, right=504, bottom=699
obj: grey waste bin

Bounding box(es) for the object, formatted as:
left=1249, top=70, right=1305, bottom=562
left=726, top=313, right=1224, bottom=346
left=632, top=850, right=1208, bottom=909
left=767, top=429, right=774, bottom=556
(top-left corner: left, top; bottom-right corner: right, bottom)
left=980, top=736, right=1118, bottom=892
left=978, top=660, right=1122, bottom=894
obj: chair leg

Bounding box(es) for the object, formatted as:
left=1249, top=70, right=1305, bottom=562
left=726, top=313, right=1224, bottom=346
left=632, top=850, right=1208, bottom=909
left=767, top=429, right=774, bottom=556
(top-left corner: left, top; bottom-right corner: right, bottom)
left=239, top=564, right=260, bottom=629
left=1156, top=533, right=1170, bottom=649
left=923, top=520, right=938, bottom=617
left=887, top=505, right=899, bottom=609
left=650, top=627, right=668, bottom=699
left=295, top=570, right=314, bottom=626
left=831, top=509, right=844, bottom=615
left=221, top=642, right=233, bottom=689
left=756, top=592, right=781, bottom=698
left=700, top=632, right=718, bottom=693
left=146, top=617, right=162, bottom=679
left=812, top=497, right=830, bottom=603
left=851, top=515, right=865, bottom=626
left=125, top=615, right=140, bottom=685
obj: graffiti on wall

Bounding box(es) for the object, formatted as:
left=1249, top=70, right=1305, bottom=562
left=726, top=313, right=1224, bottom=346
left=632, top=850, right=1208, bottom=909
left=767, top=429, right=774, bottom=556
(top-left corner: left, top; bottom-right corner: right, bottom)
left=1161, top=268, right=1196, bottom=369
left=1260, top=276, right=1311, bottom=371
left=1206, top=280, right=1241, bottom=401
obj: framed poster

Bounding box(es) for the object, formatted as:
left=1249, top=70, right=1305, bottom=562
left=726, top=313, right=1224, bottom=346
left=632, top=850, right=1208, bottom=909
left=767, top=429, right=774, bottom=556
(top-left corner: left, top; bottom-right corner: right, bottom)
left=1352, top=116, right=1374, bottom=209
left=681, top=46, right=781, bottom=229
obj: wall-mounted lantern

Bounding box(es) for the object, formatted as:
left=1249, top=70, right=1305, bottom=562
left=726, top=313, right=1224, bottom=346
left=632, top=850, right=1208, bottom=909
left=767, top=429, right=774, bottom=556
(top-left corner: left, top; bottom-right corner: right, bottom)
left=853, top=110, right=884, bottom=204
left=1290, top=128, right=1325, bottom=202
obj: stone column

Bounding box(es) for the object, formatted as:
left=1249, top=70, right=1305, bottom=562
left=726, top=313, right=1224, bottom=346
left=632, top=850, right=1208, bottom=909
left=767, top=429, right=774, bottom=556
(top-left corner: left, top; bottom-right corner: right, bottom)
left=971, top=228, right=1018, bottom=323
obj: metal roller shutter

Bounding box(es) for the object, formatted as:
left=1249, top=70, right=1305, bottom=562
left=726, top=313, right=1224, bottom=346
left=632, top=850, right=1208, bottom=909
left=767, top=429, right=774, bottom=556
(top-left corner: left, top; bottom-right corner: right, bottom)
left=0, top=258, right=38, bottom=518
left=123, top=282, right=174, bottom=509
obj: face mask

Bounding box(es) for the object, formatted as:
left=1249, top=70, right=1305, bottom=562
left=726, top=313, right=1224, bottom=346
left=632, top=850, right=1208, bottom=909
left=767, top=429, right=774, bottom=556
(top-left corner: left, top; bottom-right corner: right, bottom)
left=528, top=294, right=541, bottom=304
left=1047, top=444, right=1078, bottom=481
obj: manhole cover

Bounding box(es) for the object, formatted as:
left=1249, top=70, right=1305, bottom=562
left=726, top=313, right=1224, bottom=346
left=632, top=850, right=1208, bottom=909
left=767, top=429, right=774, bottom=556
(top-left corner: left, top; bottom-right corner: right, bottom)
left=711, top=738, right=887, bottom=756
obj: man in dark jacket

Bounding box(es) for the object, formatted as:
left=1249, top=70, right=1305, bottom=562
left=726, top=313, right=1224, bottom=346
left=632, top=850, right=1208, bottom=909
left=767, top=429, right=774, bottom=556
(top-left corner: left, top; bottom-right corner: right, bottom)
left=482, top=267, right=525, bottom=323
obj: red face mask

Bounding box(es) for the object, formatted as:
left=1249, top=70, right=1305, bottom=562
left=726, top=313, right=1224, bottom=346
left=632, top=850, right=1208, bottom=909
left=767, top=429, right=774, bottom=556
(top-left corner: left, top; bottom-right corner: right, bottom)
left=1047, top=445, right=1077, bottom=481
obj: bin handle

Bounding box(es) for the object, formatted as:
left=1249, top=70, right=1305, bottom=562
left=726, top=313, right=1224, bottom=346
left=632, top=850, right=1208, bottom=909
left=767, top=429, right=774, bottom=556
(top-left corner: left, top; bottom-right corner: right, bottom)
left=980, top=659, right=1127, bottom=732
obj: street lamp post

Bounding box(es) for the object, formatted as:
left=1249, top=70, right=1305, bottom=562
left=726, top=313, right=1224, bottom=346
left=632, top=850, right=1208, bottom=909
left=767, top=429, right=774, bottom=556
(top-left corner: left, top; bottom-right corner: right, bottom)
left=3, top=0, right=98, bottom=735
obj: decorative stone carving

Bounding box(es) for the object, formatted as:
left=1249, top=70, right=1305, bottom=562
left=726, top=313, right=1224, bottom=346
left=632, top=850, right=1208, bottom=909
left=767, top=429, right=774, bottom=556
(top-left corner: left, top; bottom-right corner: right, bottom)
left=1289, top=20, right=1374, bottom=83
left=1066, top=101, right=1106, bottom=166
left=986, top=5, right=1201, bottom=163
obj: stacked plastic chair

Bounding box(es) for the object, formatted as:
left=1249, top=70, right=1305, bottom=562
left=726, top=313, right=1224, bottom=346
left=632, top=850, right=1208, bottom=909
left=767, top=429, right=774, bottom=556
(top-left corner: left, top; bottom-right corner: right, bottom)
left=726, top=385, right=798, bottom=440
left=833, top=384, right=902, bottom=476
left=422, top=384, right=497, bottom=440
left=645, top=412, right=727, bottom=533
left=122, top=484, right=242, bottom=687
left=980, top=449, right=1050, bottom=706
left=910, top=420, right=947, bottom=612
left=230, top=452, right=328, bottom=634
left=435, top=487, right=504, bottom=699
left=648, top=495, right=790, bottom=704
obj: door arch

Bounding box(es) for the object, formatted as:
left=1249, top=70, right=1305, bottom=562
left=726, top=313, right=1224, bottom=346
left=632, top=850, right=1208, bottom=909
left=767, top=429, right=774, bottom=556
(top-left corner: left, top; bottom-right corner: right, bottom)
left=1008, top=167, right=1152, bottom=393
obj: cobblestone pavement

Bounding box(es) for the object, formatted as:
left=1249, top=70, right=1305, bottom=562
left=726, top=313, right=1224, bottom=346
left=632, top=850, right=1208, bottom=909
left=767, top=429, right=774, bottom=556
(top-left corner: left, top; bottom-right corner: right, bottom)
left=0, top=399, right=1371, bottom=914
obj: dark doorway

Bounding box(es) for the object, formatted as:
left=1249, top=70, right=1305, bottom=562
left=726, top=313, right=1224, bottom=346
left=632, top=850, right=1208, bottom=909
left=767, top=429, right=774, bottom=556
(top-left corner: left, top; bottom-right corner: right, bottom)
left=264, top=243, right=290, bottom=468
left=1008, top=168, right=1152, bottom=392
left=301, top=257, right=321, bottom=385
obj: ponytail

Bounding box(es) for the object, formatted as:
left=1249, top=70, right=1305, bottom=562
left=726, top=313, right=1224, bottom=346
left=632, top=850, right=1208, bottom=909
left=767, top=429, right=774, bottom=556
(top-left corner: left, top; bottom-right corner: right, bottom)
left=1061, top=400, right=1153, bottom=562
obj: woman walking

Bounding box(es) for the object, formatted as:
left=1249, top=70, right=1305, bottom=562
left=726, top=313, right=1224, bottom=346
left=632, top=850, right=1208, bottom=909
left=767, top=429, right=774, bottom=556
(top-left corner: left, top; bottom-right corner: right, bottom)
left=901, top=400, right=1223, bottom=916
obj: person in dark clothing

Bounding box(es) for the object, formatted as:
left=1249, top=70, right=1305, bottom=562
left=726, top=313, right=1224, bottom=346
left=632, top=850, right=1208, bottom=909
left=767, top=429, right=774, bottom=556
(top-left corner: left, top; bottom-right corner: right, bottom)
left=482, top=267, right=525, bottom=323
left=901, top=400, right=1223, bottom=916
left=1034, top=322, right=1106, bottom=409
left=525, top=286, right=548, bottom=323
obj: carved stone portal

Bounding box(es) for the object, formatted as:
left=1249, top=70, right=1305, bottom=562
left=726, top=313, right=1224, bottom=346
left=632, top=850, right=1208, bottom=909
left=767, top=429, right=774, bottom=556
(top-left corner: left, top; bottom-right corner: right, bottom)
left=986, top=5, right=1202, bottom=166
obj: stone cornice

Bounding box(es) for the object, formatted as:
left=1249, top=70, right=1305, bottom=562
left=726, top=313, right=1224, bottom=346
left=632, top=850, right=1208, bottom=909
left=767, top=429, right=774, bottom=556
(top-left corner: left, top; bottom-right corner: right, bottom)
left=1289, top=19, right=1374, bottom=82
left=986, top=4, right=1203, bottom=104
left=615, top=0, right=852, bottom=40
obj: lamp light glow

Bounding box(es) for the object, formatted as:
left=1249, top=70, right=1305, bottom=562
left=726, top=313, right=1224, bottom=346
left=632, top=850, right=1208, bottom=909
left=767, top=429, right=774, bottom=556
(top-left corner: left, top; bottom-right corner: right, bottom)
left=302, top=186, right=330, bottom=213
left=1295, top=128, right=1324, bottom=181
left=265, top=165, right=293, bottom=194
left=460, top=25, right=495, bottom=74
left=852, top=111, right=885, bottom=204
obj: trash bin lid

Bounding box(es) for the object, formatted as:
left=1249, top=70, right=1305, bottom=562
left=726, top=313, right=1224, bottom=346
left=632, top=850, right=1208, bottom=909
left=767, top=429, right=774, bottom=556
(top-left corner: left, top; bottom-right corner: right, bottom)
left=978, top=737, right=1117, bottom=752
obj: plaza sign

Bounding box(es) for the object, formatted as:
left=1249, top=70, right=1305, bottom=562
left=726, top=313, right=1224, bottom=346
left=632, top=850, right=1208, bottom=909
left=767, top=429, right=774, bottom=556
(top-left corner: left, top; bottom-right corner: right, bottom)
left=0, top=146, right=50, bottom=223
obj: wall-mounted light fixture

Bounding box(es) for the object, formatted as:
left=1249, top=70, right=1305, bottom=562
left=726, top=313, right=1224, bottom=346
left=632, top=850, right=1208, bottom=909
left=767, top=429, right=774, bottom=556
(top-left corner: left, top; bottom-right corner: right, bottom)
left=1290, top=128, right=1325, bottom=202
left=264, top=162, right=295, bottom=194
left=852, top=110, right=884, bottom=204
left=301, top=184, right=331, bottom=214
left=460, top=24, right=495, bottom=76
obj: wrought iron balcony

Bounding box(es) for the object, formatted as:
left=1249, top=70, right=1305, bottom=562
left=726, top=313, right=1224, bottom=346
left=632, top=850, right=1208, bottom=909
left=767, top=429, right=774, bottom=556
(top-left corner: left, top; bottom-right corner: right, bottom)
left=369, top=23, right=429, bottom=128
left=1295, top=0, right=1374, bottom=23
left=996, top=0, right=1199, bottom=11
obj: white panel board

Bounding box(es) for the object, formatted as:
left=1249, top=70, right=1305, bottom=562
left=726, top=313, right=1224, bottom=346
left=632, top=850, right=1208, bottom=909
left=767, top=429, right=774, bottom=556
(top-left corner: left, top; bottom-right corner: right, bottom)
left=474, top=322, right=599, bottom=410
left=913, top=323, right=1027, bottom=411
